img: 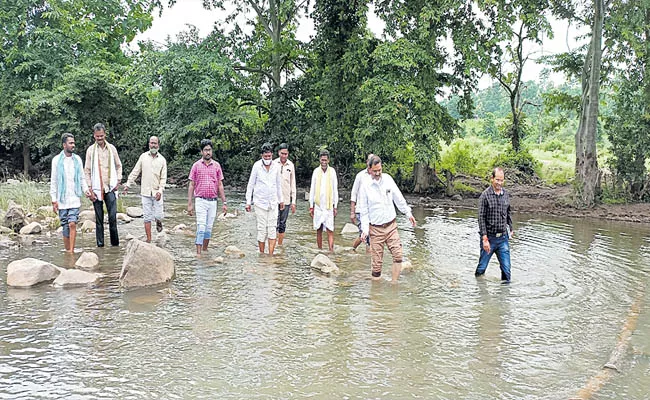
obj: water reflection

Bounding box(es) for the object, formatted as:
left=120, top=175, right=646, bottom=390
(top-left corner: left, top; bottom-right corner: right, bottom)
left=0, top=189, right=649, bottom=398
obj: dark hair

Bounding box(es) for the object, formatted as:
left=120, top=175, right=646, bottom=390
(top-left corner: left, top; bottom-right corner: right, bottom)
left=61, top=133, right=74, bottom=145
left=491, top=167, right=504, bottom=178
left=93, top=123, right=105, bottom=132
left=261, top=142, right=273, bottom=153
left=366, top=153, right=375, bottom=166
left=319, top=150, right=330, bottom=159
left=200, top=139, right=212, bottom=150
left=369, top=155, right=382, bottom=167
left=278, top=143, right=289, bottom=151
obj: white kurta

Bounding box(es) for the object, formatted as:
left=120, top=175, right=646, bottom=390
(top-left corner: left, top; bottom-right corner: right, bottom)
left=309, top=167, right=338, bottom=231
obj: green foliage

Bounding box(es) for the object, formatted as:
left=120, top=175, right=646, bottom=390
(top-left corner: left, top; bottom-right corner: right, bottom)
left=492, top=147, right=541, bottom=177
left=0, top=181, right=52, bottom=214
left=453, top=181, right=481, bottom=196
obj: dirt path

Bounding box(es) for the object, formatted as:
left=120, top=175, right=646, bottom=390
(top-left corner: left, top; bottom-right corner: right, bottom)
left=411, top=183, right=650, bottom=224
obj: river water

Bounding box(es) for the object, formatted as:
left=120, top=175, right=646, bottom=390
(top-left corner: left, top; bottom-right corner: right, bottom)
left=0, top=189, right=648, bottom=399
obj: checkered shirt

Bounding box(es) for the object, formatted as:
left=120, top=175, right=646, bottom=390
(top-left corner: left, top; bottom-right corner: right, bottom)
left=478, top=186, right=512, bottom=236
left=189, top=159, right=223, bottom=199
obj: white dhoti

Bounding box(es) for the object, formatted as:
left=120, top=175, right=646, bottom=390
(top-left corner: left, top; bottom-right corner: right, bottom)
left=313, top=205, right=334, bottom=231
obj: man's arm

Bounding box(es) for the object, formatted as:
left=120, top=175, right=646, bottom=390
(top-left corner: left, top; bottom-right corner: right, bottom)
left=390, top=179, right=416, bottom=227
left=478, top=193, right=488, bottom=238
left=83, top=147, right=92, bottom=188
left=159, top=158, right=168, bottom=195
left=290, top=162, right=297, bottom=205
left=50, top=157, right=58, bottom=211
left=124, top=155, right=143, bottom=189
left=112, top=145, right=123, bottom=183
left=358, top=184, right=370, bottom=237
left=245, top=165, right=256, bottom=206
left=332, top=169, right=339, bottom=209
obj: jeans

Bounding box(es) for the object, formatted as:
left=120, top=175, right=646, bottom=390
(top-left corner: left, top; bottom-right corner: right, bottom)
left=58, top=207, right=80, bottom=238
left=93, top=191, right=119, bottom=247
left=195, top=197, right=217, bottom=245
left=475, top=234, right=511, bottom=281
left=276, top=205, right=290, bottom=233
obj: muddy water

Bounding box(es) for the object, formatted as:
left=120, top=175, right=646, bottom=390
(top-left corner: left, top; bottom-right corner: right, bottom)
left=0, top=189, right=649, bottom=399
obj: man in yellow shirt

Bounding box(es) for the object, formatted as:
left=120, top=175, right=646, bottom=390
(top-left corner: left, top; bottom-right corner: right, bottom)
left=123, top=136, right=168, bottom=243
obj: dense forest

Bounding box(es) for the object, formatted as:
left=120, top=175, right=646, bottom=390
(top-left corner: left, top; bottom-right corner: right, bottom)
left=1, top=0, right=649, bottom=207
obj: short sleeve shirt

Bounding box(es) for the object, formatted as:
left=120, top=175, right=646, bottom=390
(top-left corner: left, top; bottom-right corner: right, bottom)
left=189, top=159, right=223, bottom=199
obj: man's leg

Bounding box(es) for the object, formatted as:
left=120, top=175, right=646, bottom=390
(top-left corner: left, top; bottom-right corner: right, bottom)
left=93, top=198, right=105, bottom=247
left=202, top=200, right=217, bottom=251
left=475, top=237, right=494, bottom=277
left=105, top=191, right=119, bottom=246
left=154, top=194, right=164, bottom=232
left=327, top=229, right=334, bottom=252
left=352, top=212, right=363, bottom=250
left=385, top=225, right=404, bottom=283
left=316, top=227, right=323, bottom=249
left=255, top=205, right=267, bottom=254
left=267, top=207, right=277, bottom=255
left=276, top=205, right=289, bottom=245
left=142, top=196, right=153, bottom=242
left=59, top=209, right=70, bottom=251
left=194, top=198, right=207, bottom=255
left=67, top=208, right=80, bottom=252
left=369, top=225, right=385, bottom=280
left=494, top=236, right=512, bottom=282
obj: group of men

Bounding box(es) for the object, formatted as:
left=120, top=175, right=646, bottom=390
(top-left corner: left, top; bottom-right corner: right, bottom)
left=50, top=126, right=513, bottom=283
left=50, top=124, right=168, bottom=253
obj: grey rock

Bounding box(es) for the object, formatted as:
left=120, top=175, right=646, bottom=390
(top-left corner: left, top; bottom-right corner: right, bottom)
left=53, top=269, right=100, bottom=287
left=126, top=207, right=143, bottom=218
left=78, top=210, right=95, bottom=223
left=6, top=179, right=20, bottom=185
left=19, top=221, right=42, bottom=235
left=119, top=239, right=175, bottom=288
left=7, top=258, right=61, bottom=287
left=341, top=223, right=359, bottom=234
left=310, top=254, right=339, bottom=274
left=80, top=220, right=95, bottom=233
left=117, top=213, right=132, bottom=223
left=304, top=191, right=310, bottom=201
left=3, top=202, right=25, bottom=232
left=224, top=245, right=245, bottom=258
left=0, top=226, right=13, bottom=235
left=75, top=252, right=100, bottom=271
left=451, top=194, right=463, bottom=201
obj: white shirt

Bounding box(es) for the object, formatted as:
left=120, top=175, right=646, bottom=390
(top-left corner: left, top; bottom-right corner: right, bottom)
left=245, top=159, right=283, bottom=211
left=358, top=173, right=412, bottom=235
left=309, top=166, right=339, bottom=209
left=350, top=168, right=371, bottom=204
left=50, top=153, right=89, bottom=210
left=273, top=158, right=297, bottom=205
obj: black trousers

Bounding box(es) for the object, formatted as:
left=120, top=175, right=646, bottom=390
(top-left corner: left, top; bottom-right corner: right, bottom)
left=93, top=191, right=119, bottom=247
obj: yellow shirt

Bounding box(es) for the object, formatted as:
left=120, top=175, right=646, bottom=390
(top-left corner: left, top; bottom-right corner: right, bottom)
left=84, top=141, right=122, bottom=193
left=125, top=152, right=168, bottom=196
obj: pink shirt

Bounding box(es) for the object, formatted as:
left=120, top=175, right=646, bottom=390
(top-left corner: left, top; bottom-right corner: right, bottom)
left=189, top=159, right=223, bottom=199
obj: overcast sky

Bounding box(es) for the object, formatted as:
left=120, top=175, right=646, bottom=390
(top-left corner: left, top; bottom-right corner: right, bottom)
left=134, top=0, right=584, bottom=87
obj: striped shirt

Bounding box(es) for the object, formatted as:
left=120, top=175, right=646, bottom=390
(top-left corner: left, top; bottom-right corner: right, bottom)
left=478, top=186, right=512, bottom=236
left=189, top=159, right=223, bottom=199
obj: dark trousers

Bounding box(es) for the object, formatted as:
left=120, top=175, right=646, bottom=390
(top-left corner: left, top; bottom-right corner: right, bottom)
left=276, top=205, right=291, bottom=233
left=93, top=191, right=119, bottom=247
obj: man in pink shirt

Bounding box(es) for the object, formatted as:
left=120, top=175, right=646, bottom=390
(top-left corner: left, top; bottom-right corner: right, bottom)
left=187, top=139, right=227, bottom=256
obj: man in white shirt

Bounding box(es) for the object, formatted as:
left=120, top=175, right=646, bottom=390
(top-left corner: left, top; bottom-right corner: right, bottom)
left=309, top=150, right=338, bottom=252
left=350, top=153, right=373, bottom=251
left=246, top=143, right=284, bottom=255
left=123, top=136, right=168, bottom=243
left=50, top=133, right=91, bottom=253
left=359, top=155, right=416, bottom=283
left=274, top=143, right=297, bottom=246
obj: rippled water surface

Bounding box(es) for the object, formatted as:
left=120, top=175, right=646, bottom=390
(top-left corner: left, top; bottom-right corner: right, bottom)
left=1, top=189, right=649, bottom=399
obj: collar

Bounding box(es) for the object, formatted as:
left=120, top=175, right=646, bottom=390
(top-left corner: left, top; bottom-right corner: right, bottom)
left=201, top=159, right=214, bottom=166
left=489, top=186, right=504, bottom=196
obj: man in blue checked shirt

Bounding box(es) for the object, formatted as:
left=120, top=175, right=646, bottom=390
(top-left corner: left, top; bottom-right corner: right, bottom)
left=475, top=167, right=514, bottom=282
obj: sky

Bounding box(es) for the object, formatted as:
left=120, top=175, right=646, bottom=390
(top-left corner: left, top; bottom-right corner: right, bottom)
left=134, top=0, right=584, bottom=87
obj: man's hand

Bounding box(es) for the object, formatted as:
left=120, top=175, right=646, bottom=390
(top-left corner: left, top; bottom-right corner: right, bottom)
left=509, top=230, right=514, bottom=239
left=290, top=204, right=296, bottom=214
left=88, top=191, right=97, bottom=202
left=187, top=203, right=194, bottom=216
left=409, top=216, right=417, bottom=227
left=361, top=232, right=368, bottom=242
left=279, top=202, right=285, bottom=211
left=333, top=208, right=337, bottom=217
left=245, top=204, right=251, bottom=212
left=482, top=236, right=491, bottom=253
left=52, top=202, right=58, bottom=214
left=350, top=212, right=356, bottom=224
left=222, top=204, right=227, bottom=214
left=309, top=207, right=314, bottom=218
left=122, top=186, right=129, bottom=196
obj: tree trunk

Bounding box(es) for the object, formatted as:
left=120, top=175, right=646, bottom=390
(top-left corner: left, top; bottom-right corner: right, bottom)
left=574, top=0, right=603, bottom=208
left=22, top=140, right=32, bottom=177
left=413, top=162, right=434, bottom=193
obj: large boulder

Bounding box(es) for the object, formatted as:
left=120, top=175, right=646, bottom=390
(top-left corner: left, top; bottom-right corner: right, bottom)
left=3, top=201, right=25, bottom=232
left=310, top=254, right=339, bottom=274
left=126, top=207, right=143, bottom=218
left=119, top=239, right=175, bottom=288
left=7, top=258, right=61, bottom=287
left=75, top=252, right=100, bottom=271
left=224, top=245, right=245, bottom=258
left=80, top=220, right=95, bottom=233
left=53, top=268, right=100, bottom=287
left=0, top=226, right=14, bottom=235
left=19, top=221, right=42, bottom=235
left=341, top=223, right=359, bottom=234
left=78, top=210, right=95, bottom=223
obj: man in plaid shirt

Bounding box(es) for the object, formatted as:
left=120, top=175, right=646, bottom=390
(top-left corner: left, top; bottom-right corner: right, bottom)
left=475, top=167, right=513, bottom=282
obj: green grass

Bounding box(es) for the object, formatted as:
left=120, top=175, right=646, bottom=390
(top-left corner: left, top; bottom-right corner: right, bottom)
left=0, top=180, right=51, bottom=214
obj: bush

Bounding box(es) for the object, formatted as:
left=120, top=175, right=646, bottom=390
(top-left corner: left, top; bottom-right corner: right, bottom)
left=492, top=147, right=541, bottom=178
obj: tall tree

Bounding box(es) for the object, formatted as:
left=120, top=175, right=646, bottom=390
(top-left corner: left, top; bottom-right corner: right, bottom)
left=574, top=0, right=605, bottom=207
left=481, top=0, right=552, bottom=152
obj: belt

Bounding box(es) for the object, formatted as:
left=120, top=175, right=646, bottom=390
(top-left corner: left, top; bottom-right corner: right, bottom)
left=370, top=219, right=396, bottom=228
left=198, top=197, right=218, bottom=201
left=489, top=232, right=507, bottom=237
